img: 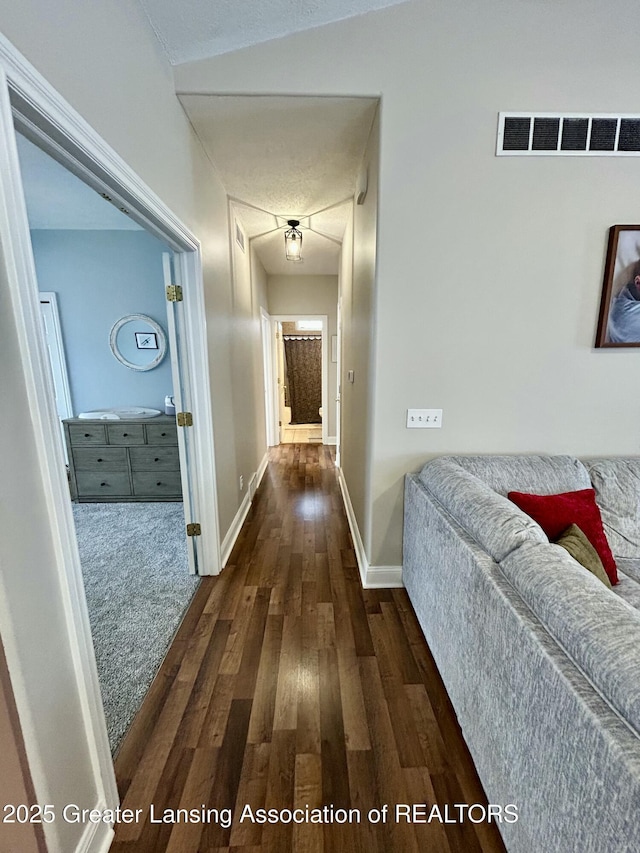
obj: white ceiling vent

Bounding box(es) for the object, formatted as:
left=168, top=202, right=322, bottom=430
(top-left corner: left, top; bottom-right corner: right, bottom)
left=497, top=113, right=640, bottom=156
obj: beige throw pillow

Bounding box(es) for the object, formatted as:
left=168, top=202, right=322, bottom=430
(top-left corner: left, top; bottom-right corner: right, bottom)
left=555, top=524, right=612, bottom=589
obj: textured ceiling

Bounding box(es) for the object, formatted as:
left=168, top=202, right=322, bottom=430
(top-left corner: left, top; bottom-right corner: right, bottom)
left=139, top=0, right=411, bottom=65
left=180, top=95, right=378, bottom=274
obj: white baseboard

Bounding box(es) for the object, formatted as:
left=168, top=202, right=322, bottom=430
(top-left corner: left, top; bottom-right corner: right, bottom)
left=76, top=809, right=114, bottom=853
left=256, top=452, right=269, bottom=490
left=325, top=435, right=337, bottom=445
left=363, top=565, right=403, bottom=588
left=336, top=467, right=403, bottom=589
left=221, top=453, right=269, bottom=567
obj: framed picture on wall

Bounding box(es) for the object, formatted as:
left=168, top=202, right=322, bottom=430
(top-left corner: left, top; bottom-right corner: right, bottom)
left=596, top=224, right=640, bottom=347
left=135, top=331, right=158, bottom=350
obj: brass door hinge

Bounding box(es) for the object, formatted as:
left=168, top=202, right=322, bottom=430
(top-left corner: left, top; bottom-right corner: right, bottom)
left=177, top=411, right=193, bottom=427
left=166, top=284, right=183, bottom=302
left=186, top=522, right=201, bottom=537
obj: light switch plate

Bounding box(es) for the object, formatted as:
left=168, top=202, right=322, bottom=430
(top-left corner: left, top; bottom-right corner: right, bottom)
left=406, top=408, right=443, bottom=428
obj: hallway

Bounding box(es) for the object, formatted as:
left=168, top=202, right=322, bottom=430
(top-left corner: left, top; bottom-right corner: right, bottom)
left=110, top=445, right=506, bottom=853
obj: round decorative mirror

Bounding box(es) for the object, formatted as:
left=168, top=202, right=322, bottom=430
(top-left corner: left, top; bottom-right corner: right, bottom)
left=109, top=314, right=167, bottom=371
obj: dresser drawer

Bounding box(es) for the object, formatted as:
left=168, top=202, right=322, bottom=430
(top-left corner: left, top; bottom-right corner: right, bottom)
left=76, top=471, right=132, bottom=497
left=146, top=423, right=178, bottom=445
left=73, top=447, right=128, bottom=470
left=68, top=424, right=107, bottom=445
left=106, top=424, right=145, bottom=445
left=129, top=446, right=179, bottom=471
left=132, top=471, right=182, bottom=497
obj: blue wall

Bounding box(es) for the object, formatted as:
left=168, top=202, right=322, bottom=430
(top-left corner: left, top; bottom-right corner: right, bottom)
left=31, top=230, right=173, bottom=415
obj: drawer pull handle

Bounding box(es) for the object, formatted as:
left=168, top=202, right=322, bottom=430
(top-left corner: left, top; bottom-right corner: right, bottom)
left=97, top=458, right=103, bottom=462
left=84, top=433, right=90, bottom=437
left=123, top=432, right=128, bottom=437
left=156, top=481, right=162, bottom=486
left=154, top=457, right=160, bottom=462
left=100, top=482, right=107, bottom=487
left=161, top=432, right=167, bottom=436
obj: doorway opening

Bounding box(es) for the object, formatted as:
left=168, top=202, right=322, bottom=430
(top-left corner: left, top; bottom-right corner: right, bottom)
left=15, top=130, right=202, bottom=752
left=273, top=315, right=328, bottom=444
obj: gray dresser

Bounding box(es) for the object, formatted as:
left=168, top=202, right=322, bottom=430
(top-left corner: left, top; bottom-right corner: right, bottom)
left=63, top=416, right=182, bottom=502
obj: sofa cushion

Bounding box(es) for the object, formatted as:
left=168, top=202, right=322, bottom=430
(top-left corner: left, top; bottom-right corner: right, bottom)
left=508, top=489, right=618, bottom=585
left=616, top=558, right=640, bottom=584
left=447, top=454, right=591, bottom=496
left=500, top=541, right=640, bottom=737
left=555, top=524, right=612, bottom=588
left=613, top=568, right=640, bottom=610
left=583, top=459, right=640, bottom=558
left=417, top=457, right=548, bottom=562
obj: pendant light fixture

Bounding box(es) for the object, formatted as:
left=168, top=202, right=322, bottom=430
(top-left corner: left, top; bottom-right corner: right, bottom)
left=284, top=219, right=303, bottom=262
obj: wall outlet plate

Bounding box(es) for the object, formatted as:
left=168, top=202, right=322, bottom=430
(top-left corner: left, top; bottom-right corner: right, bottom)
left=406, top=408, right=443, bottom=428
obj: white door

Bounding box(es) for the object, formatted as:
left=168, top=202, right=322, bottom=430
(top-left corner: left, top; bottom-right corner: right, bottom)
left=163, top=252, right=200, bottom=575
left=39, top=292, right=73, bottom=457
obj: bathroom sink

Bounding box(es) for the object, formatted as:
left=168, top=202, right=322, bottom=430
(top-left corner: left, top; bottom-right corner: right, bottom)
left=77, top=408, right=162, bottom=420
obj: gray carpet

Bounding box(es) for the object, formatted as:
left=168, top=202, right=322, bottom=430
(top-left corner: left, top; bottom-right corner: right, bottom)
left=72, top=502, right=200, bottom=754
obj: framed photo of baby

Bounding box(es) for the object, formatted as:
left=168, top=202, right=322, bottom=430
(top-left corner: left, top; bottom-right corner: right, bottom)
left=596, top=225, right=640, bottom=347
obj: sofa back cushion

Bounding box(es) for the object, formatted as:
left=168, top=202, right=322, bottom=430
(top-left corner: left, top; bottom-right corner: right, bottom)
left=583, top=458, right=640, bottom=558
left=447, top=454, right=592, bottom=496
left=417, top=457, right=549, bottom=562
left=501, top=540, right=640, bottom=738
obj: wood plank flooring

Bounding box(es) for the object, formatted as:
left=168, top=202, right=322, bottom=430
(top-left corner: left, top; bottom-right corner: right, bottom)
left=111, top=445, right=507, bottom=853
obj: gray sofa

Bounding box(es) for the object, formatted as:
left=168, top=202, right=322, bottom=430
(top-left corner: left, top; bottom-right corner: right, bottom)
left=403, top=454, right=640, bottom=853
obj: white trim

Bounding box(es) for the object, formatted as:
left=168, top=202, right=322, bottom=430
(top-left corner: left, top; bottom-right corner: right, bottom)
left=325, top=436, right=337, bottom=445
left=337, top=466, right=403, bottom=589
left=337, top=465, right=367, bottom=582
left=74, top=808, right=114, bottom=853
left=0, top=29, right=221, bottom=850
left=261, top=308, right=278, bottom=447
left=221, top=453, right=269, bottom=567
left=363, top=565, right=403, bottom=589
left=256, top=451, right=269, bottom=488
left=177, top=251, right=221, bottom=576
left=221, top=488, right=253, bottom=568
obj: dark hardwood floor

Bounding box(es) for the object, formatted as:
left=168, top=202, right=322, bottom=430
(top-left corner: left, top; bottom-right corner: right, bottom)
left=111, top=444, right=507, bottom=853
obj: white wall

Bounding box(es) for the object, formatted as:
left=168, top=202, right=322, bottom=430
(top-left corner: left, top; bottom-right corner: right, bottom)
left=30, top=229, right=172, bottom=415
left=226, top=210, right=269, bottom=518
left=267, top=274, right=339, bottom=440
left=176, top=0, right=640, bottom=569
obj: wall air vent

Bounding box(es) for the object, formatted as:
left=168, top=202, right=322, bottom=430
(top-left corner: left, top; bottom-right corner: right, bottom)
left=497, top=113, right=640, bottom=156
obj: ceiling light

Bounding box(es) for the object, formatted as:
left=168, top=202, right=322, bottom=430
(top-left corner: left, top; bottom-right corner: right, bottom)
left=284, top=219, right=303, bottom=262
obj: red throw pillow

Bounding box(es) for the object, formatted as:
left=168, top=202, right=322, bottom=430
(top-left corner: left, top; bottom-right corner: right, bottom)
left=508, top=488, right=618, bottom=585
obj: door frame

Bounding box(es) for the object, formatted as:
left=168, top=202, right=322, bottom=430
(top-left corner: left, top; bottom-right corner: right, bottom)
left=270, top=314, right=329, bottom=445
left=0, top=32, right=221, bottom=846
left=260, top=308, right=278, bottom=447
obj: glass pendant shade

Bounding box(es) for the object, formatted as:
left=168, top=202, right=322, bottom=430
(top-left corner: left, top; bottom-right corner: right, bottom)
left=284, top=220, right=303, bottom=262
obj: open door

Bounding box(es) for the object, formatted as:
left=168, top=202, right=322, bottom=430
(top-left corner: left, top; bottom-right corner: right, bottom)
left=39, top=291, right=73, bottom=458
left=163, top=252, right=200, bottom=575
